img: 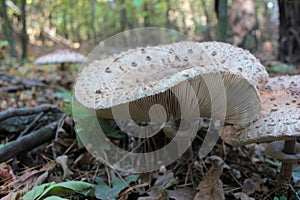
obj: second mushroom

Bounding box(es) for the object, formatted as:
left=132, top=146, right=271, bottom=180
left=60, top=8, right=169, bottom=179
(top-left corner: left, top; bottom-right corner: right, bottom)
left=221, top=75, right=300, bottom=196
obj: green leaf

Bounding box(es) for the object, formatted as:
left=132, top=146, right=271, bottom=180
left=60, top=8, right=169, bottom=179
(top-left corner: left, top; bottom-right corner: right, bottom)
left=97, top=117, right=122, bottom=139
left=44, top=196, right=69, bottom=200
left=0, top=40, right=9, bottom=47
left=132, top=0, right=143, bottom=7
left=125, top=174, right=139, bottom=184
left=73, top=98, right=111, bottom=151
left=62, top=101, right=73, bottom=116
left=54, top=90, right=73, bottom=116
left=23, top=182, right=56, bottom=200
left=94, top=175, right=139, bottom=200
left=273, top=196, right=287, bottom=200
left=22, top=181, right=95, bottom=200
left=267, top=63, right=296, bottom=74
left=71, top=65, right=80, bottom=72
left=54, top=91, right=72, bottom=102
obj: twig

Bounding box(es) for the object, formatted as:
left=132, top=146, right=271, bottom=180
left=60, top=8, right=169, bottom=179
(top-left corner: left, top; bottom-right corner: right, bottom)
left=0, top=74, right=46, bottom=93
left=52, top=114, right=67, bottom=159
left=0, top=85, right=25, bottom=93
left=55, top=114, right=67, bottom=140
left=18, top=112, right=45, bottom=138
left=0, top=104, right=60, bottom=122
left=289, top=28, right=300, bottom=46
left=0, top=121, right=59, bottom=163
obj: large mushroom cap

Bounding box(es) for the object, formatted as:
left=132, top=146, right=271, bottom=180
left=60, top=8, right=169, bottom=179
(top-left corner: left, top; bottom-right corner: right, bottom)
left=34, top=49, right=87, bottom=65
left=75, top=41, right=268, bottom=126
left=221, top=75, right=300, bottom=146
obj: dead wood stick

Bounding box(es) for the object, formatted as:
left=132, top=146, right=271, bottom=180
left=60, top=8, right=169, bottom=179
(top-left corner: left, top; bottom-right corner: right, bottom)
left=18, top=112, right=45, bottom=138
left=0, top=85, right=26, bottom=93
left=0, top=104, right=60, bottom=122
left=0, top=121, right=59, bottom=163
left=0, top=74, right=45, bottom=87
left=0, top=74, right=46, bottom=93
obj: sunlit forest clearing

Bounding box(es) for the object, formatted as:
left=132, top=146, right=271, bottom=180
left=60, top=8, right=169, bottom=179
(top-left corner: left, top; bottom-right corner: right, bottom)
left=0, top=0, right=300, bottom=199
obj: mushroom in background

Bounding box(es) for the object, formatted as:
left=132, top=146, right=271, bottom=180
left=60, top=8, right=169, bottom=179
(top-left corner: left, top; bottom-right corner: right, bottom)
left=33, top=49, right=87, bottom=70
left=221, top=75, right=300, bottom=196
left=75, top=41, right=268, bottom=129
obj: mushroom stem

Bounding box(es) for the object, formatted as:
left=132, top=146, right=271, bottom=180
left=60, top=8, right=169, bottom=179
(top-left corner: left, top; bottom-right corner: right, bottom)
left=60, top=63, right=65, bottom=70
left=275, top=139, right=296, bottom=197
left=276, top=161, right=294, bottom=196
left=283, top=140, right=296, bottom=155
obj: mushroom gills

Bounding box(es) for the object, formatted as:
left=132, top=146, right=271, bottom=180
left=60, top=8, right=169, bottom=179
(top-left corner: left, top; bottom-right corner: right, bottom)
left=96, top=72, right=260, bottom=127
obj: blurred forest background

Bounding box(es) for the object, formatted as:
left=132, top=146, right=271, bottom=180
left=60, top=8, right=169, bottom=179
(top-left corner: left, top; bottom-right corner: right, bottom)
left=0, top=0, right=299, bottom=69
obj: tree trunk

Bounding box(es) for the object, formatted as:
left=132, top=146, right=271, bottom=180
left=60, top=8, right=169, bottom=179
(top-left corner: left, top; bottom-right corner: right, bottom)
left=21, top=0, right=28, bottom=61
left=90, top=0, right=97, bottom=45
left=229, top=0, right=257, bottom=49
left=0, top=0, right=18, bottom=58
left=216, top=0, right=228, bottom=42
left=215, top=0, right=219, bottom=19
left=278, top=0, right=300, bottom=64
left=143, top=1, right=151, bottom=27
left=63, top=11, right=68, bottom=39
left=119, top=0, right=127, bottom=31
left=201, top=0, right=213, bottom=40
left=165, top=0, right=172, bottom=28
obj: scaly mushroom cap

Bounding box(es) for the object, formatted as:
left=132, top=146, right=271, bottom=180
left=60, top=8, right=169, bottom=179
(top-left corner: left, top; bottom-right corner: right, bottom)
left=221, top=75, right=300, bottom=146
left=34, top=49, right=87, bottom=65
left=75, top=41, right=268, bottom=126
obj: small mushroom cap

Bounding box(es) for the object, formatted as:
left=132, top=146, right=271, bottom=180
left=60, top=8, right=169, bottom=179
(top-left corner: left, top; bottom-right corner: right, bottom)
left=221, top=75, right=300, bottom=146
left=75, top=42, right=268, bottom=126
left=34, top=49, right=87, bottom=65
left=266, top=141, right=300, bottom=162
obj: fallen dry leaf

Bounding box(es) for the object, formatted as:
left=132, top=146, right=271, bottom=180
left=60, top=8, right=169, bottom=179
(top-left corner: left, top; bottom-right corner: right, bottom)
left=242, top=175, right=268, bottom=195
left=56, top=155, right=73, bottom=180
left=0, top=163, right=15, bottom=180
left=138, top=187, right=169, bottom=200
left=0, top=161, right=56, bottom=195
left=233, top=192, right=255, bottom=200
left=165, top=188, right=195, bottom=200
left=0, top=188, right=27, bottom=200
left=194, top=156, right=225, bottom=200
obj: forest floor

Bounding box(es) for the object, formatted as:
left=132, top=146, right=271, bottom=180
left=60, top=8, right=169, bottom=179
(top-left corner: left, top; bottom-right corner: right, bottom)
left=0, top=47, right=300, bottom=200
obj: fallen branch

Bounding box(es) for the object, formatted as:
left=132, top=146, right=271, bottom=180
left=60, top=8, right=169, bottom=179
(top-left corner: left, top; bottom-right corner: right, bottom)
left=18, top=112, right=45, bottom=138
left=0, top=104, right=60, bottom=122
left=0, top=112, right=63, bottom=136
left=0, top=121, right=59, bottom=163
left=0, top=74, right=46, bottom=93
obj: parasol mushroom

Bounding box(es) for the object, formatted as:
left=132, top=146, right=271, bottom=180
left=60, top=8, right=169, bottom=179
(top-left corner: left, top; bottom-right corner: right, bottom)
left=75, top=41, right=268, bottom=128
left=34, top=49, right=87, bottom=70
left=221, top=75, right=300, bottom=196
